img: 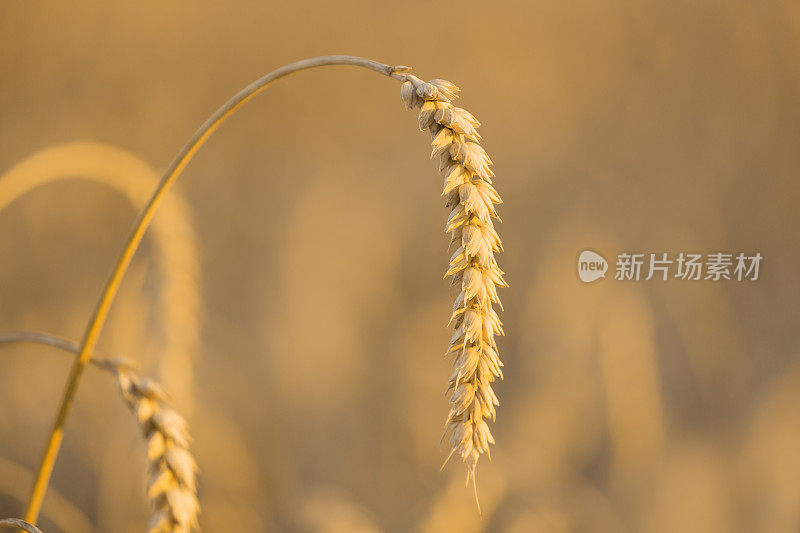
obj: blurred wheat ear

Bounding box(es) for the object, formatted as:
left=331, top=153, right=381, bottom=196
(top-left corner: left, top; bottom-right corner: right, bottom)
left=0, top=332, right=199, bottom=533
left=401, top=77, right=506, bottom=509
left=96, top=358, right=199, bottom=533
left=0, top=142, right=202, bottom=414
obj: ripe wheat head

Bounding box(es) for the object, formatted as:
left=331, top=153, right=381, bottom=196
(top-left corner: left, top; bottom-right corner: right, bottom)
left=400, top=76, right=506, bottom=502
left=0, top=330, right=199, bottom=532
left=95, top=356, right=199, bottom=533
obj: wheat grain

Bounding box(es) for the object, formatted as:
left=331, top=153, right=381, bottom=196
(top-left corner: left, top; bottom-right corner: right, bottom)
left=400, top=75, right=506, bottom=505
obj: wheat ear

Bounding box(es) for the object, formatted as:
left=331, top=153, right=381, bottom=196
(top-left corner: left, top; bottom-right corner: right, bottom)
left=0, top=332, right=198, bottom=532
left=400, top=76, right=506, bottom=505
left=96, top=358, right=199, bottom=533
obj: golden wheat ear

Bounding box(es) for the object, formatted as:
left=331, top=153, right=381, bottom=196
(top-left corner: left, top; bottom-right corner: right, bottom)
left=401, top=76, right=505, bottom=501
left=0, top=332, right=199, bottom=533
left=95, top=357, right=199, bottom=533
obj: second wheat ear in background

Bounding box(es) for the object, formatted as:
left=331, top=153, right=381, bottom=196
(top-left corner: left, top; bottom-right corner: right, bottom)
left=401, top=77, right=506, bottom=509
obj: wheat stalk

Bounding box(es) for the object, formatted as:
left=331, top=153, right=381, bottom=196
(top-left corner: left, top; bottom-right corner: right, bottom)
left=400, top=76, right=506, bottom=506
left=0, top=332, right=198, bottom=532
left=19, top=57, right=405, bottom=525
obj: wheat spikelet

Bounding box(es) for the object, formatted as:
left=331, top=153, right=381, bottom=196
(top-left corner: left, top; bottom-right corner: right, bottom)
left=93, top=356, right=199, bottom=533
left=400, top=76, right=506, bottom=502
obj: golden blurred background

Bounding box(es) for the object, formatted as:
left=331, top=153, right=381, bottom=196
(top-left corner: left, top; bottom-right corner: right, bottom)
left=2, top=1, right=799, bottom=531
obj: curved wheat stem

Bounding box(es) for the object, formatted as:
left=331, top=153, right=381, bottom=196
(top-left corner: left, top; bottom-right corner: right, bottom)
left=0, top=332, right=198, bottom=532
left=0, top=142, right=202, bottom=414
left=400, top=76, right=506, bottom=507
left=22, top=56, right=406, bottom=525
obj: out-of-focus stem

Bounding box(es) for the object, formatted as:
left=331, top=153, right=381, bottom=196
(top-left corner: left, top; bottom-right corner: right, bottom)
left=0, top=332, right=79, bottom=355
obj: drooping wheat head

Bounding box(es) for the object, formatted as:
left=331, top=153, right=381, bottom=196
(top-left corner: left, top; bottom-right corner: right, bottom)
left=400, top=76, right=506, bottom=500
left=95, top=357, right=199, bottom=532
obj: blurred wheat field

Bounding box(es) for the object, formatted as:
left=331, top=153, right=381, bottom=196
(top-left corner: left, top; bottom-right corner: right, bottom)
left=2, top=1, right=800, bottom=532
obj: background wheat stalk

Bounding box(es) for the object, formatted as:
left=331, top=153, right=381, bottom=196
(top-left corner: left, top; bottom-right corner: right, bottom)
left=401, top=76, right=506, bottom=506
left=0, top=142, right=202, bottom=415
left=0, top=332, right=198, bottom=532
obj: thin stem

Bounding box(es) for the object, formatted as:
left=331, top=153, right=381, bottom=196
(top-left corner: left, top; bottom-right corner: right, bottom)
left=22, top=55, right=408, bottom=525
left=0, top=332, right=80, bottom=355
left=0, top=519, right=43, bottom=533
left=0, top=331, right=111, bottom=368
